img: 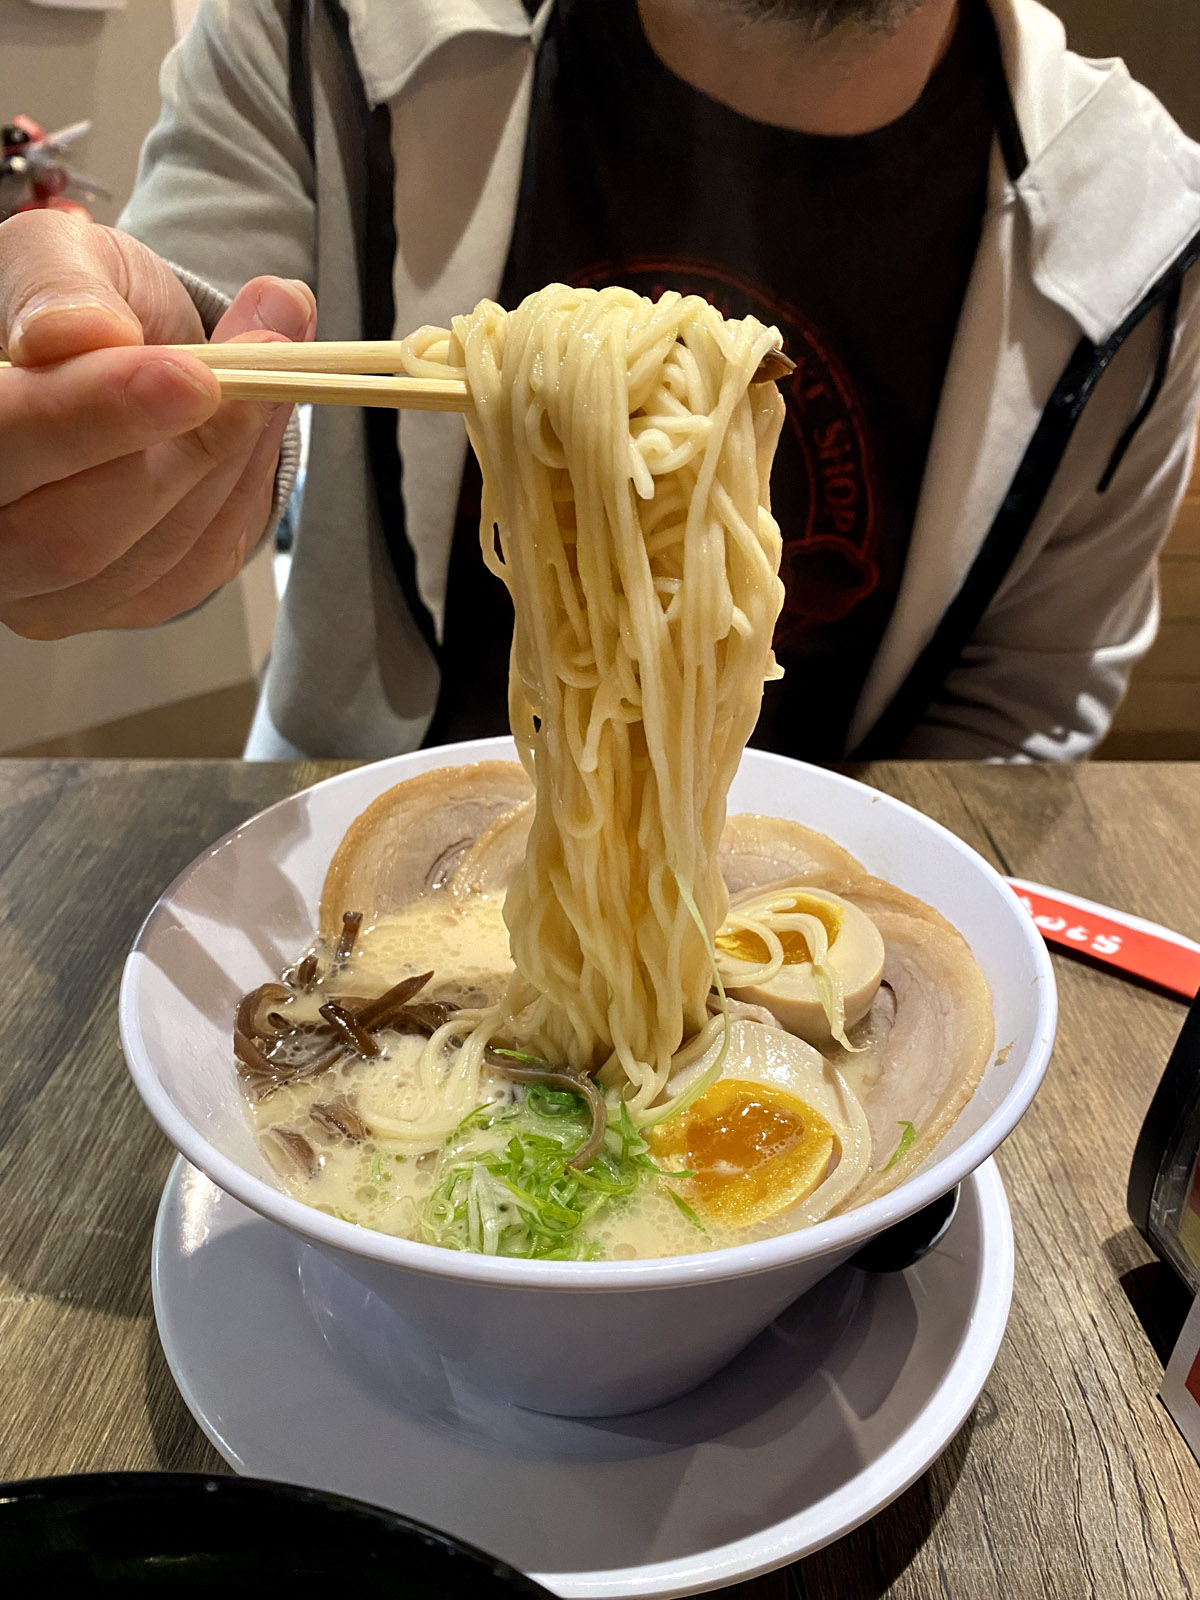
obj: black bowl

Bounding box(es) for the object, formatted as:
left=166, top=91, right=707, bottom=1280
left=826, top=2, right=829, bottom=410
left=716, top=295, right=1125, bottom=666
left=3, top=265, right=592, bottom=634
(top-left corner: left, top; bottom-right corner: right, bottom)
left=0, top=1473, right=553, bottom=1596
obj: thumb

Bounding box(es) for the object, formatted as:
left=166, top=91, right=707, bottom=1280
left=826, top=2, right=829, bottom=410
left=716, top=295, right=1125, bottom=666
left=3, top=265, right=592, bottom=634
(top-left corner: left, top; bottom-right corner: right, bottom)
left=212, top=276, right=316, bottom=345
left=0, top=212, right=143, bottom=366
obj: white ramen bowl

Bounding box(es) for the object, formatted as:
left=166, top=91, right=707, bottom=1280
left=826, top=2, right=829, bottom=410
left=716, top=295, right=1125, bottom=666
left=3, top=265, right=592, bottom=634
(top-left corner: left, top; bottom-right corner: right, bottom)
left=121, top=737, right=1055, bottom=1417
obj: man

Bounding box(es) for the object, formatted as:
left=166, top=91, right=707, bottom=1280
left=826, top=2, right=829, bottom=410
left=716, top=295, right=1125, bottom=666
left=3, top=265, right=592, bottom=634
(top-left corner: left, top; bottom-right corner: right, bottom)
left=1, top=0, right=1198, bottom=761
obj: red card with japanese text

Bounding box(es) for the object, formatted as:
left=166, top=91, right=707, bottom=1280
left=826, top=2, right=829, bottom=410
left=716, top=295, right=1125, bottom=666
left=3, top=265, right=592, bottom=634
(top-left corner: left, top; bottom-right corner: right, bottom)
left=1007, top=878, right=1200, bottom=1001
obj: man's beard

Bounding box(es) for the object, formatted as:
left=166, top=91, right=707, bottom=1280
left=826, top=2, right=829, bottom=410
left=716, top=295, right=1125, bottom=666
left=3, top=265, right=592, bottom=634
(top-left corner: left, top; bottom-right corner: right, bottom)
left=712, top=0, right=928, bottom=39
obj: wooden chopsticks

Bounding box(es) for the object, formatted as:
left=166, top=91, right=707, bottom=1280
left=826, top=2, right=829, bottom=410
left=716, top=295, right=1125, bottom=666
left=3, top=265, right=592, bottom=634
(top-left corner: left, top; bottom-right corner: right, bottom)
left=0, top=339, right=794, bottom=412
left=201, top=371, right=472, bottom=411
left=170, top=340, right=437, bottom=374
left=164, top=341, right=474, bottom=411
left=0, top=342, right=471, bottom=413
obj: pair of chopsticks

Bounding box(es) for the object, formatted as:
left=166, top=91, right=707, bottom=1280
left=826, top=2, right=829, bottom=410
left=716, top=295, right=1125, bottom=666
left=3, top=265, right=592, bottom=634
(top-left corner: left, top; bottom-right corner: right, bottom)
left=0, top=341, right=469, bottom=413
left=0, top=340, right=794, bottom=412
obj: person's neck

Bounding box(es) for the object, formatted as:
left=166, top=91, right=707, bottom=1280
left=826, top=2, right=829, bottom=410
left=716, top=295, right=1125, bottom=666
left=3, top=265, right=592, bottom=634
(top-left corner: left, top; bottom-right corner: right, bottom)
left=635, top=0, right=961, bottom=136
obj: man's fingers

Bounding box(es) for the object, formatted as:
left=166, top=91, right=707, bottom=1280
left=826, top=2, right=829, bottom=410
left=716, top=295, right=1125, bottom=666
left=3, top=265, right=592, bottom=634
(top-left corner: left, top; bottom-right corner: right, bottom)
left=0, top=425, right=257, bottom=637
left=102, top=432, right=285, bottom=630
left=0, top=346, right=221, bottom=505
left=47, top=426, right=264, bottom=608
left=0, top=212, right=204, bottom=363
left=0, top=391, right=276, bottom=601
left=2, top=406, right=288, bottom=638
left=212, top=276, right=316, bottom=345
left=0, top=278, right=311, bottom=506
left=60, top=396, right=291, bottom=607
left=0, top=220, right=310, bottom=635
left=0, top=211, right=143, bottom=362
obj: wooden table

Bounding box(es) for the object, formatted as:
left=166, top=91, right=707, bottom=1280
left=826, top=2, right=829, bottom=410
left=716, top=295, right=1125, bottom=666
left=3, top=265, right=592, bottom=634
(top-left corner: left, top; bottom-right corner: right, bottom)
left=1, top=759, right=1198, bottom=1596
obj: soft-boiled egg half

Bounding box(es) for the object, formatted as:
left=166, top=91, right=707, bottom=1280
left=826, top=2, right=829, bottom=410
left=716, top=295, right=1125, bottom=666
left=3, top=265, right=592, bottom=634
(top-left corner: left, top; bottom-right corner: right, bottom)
left=651, top=1019, right=870, bottom=1228
left=714, top=887, right=884, bottom=1047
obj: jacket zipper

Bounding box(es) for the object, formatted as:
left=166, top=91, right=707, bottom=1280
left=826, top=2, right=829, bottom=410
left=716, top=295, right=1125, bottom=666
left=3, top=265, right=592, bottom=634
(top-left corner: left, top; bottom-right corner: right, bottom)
left=853, top=233, right=1200, bottom=758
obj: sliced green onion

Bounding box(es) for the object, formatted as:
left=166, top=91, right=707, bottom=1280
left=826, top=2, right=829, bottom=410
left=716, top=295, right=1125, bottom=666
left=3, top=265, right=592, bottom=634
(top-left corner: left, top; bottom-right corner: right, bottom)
left=491, top=1046, right=554, bottom=1068
left=417, top=1085, right=664, bottom=1259
left=884, top=1120, right=917, bottom=1171
left=663, top=1187, right=708, bottom=1234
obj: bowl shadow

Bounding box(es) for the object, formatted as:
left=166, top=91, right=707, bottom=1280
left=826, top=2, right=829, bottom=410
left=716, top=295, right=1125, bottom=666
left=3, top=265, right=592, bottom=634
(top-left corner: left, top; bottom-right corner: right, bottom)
left=783, top=1408, right=976, bottom=1597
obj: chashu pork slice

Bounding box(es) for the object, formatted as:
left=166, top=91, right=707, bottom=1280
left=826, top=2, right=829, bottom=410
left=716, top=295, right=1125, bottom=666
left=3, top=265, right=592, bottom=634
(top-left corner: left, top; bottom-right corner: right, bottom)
left=449, top=796, right=535, bottom=904
left=828, top=895, right=994, bottom=1209
left=319, top=761, right=532, bottom=943
left=720, top=813, right=866, bottom=896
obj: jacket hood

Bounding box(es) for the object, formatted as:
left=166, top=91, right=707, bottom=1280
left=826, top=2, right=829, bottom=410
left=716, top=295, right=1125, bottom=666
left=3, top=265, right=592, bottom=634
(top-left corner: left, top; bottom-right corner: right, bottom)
left=995, top=0, right=1200, bottom=340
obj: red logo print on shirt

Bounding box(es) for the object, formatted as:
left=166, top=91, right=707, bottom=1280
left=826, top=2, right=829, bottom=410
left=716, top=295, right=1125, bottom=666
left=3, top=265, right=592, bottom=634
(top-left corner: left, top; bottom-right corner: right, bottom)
left=574, top=257, right=882, bottom=646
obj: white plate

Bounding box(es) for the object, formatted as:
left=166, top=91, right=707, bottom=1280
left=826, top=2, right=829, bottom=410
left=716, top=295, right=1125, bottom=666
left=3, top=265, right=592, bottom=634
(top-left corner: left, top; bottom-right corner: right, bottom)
left=152, top=1155, right=1013, bottom=1599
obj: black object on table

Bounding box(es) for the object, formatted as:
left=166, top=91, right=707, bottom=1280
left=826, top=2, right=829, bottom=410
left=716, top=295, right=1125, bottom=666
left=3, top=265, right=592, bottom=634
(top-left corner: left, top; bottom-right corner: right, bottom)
left=0, top=1473, right=553, bottom=1596
left=1128, top=987, right=1200, bottom=1295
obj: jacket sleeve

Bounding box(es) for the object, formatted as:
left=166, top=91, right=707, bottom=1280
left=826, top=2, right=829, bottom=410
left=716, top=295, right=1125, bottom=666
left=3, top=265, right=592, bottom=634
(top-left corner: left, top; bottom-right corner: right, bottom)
left=116, top=1, right=313, bottom=544
left=902, top=287, right=1200, bottom=761
left=118, top=0, right=314, bottom=298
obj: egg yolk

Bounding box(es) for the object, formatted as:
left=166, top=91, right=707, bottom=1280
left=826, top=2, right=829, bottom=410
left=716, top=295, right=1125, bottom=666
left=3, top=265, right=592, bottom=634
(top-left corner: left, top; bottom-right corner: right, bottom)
left=715, top=893, right=844, bottom=968
left=651, top=1079, right=836, bottom=1226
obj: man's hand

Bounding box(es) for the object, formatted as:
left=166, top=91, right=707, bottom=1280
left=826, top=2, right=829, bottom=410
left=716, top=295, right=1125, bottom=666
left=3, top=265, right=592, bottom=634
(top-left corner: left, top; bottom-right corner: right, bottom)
left=0, top=210, right=315, bottom=639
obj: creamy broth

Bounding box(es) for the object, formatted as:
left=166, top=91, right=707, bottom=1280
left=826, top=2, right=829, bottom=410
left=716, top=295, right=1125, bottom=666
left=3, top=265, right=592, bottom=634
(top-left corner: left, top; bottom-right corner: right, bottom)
left=349, top=892, right=513, bottom=1006
left=244, top=886, right=910, bottom=1260
left=255, top=1060, right=741, bottom=1260
left=252, top=1043, right=802, bottom=1261
left=249, top=892, right=742, bottom=1257
left=250, top=891, right=511, bottom=1235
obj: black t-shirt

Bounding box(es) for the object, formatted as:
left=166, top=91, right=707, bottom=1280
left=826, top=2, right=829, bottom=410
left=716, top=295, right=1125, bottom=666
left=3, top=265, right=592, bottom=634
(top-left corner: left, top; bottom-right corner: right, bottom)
left=426, top=0, right=996, bottom=758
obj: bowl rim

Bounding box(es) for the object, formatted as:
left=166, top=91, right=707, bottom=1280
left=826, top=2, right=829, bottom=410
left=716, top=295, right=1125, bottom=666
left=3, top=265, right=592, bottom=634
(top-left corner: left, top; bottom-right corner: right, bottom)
left=119, top=737, right=1056, bottom=1292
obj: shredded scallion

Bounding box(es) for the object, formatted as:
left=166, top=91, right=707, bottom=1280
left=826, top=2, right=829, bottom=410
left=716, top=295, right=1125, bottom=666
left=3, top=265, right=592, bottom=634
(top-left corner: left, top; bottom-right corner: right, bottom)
left=664, top=1187, right=708, bottom=1234
left=419, top=1088, right=672, bottom=1259
left=884, top=1120, right=917, bottom=1170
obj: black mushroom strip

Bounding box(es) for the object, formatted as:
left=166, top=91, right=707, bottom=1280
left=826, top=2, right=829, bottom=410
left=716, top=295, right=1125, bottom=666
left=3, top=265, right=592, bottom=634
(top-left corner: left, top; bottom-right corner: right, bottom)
left=483, top=1048, right=608, bottom=1169
left=319, top=1000, right=383, bottom=1058
left=262, top=1124, right=321, bottom=1179
left=233, top=1019, right=308, bottom=1100
left=236, top=983, right=294, bottom=1043
left=334, top=910, right=364, bottom=965
left=265, top=1009, right=323, bottom=1033
left=233, top=1026, right=275, bottom=1077
left=234, top=981, right=309, bottom=1099
left=389, top=1000, right=456, bottom=1037
left=296, top=971, right=440, bottom=1080
left=355, top=971, right=435, bottom=1029
left=233, top=967, right=440, bottom=1097
left=284, top=951, right=320, bottom=992
left=310, top=1095, right=370, bottom=1142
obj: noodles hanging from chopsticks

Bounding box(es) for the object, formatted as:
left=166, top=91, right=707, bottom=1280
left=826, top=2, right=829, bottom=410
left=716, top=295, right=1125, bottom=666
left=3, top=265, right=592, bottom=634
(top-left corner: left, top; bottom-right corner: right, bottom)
left=396, top=285, right=786, bottom=1118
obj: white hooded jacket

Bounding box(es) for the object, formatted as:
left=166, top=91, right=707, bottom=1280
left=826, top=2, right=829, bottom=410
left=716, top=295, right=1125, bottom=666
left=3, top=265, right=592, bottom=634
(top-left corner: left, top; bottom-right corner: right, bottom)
left=122, top=0, right=1200, bottom=760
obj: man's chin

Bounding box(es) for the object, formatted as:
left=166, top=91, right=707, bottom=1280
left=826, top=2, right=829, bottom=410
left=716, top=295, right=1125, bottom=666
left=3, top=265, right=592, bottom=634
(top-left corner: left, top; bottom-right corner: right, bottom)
left=709, top=0, right=930, bottom=41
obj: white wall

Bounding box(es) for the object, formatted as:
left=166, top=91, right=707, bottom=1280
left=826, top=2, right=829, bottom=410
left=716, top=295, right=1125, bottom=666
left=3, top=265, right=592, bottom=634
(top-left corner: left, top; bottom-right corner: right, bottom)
left=0, top=0, right=177, bottom=229
left=1048, top=0, right=1200, bottom=141
left=0, top=548, right=276, bottom=753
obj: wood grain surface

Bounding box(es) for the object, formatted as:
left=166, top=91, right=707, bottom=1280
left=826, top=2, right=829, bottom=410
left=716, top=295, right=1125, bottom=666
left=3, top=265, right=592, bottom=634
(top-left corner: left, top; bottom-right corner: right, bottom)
left=1, top=759, right=1198, bottom=1596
